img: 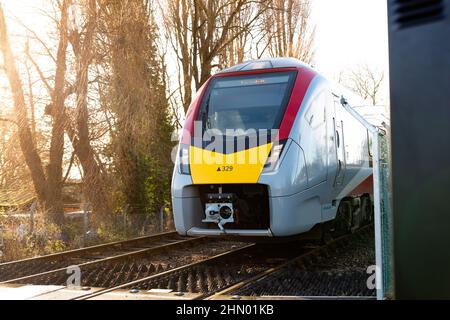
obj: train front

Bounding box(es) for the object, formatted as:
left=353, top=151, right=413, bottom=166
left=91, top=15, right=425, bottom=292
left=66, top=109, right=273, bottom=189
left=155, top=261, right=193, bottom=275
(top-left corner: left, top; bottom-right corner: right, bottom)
left=172, top=59, right=318, bottom=237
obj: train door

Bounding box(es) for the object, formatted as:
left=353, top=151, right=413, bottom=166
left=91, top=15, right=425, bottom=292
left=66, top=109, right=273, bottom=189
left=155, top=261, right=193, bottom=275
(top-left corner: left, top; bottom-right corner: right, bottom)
left=333, top=100, right=346, bottom=186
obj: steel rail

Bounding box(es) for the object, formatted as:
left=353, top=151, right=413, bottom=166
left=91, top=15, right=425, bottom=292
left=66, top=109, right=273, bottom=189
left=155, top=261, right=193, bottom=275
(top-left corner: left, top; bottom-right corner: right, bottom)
left=204, top=225, right=372, bottom=300
left=0, top=231, right=178, bottom=268
left=1, top=236, right=206, bottom=285
left=75, top=243, right=257, bottom=300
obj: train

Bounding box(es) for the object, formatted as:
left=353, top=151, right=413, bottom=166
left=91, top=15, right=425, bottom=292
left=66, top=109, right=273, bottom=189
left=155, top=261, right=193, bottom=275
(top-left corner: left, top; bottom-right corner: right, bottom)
left=172, top=58, right=374, bottom=238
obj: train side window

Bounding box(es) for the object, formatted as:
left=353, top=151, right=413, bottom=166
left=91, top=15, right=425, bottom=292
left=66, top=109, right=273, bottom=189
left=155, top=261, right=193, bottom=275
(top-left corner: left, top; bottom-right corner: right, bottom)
left=304, top=93, right=326, bottom=130
left=302, top=92, right=328, bottom=185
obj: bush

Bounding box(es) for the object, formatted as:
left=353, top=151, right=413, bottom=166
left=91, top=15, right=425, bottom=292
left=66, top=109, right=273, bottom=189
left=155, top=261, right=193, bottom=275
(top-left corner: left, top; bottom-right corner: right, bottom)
left=0, top=213, right=66, bottom=262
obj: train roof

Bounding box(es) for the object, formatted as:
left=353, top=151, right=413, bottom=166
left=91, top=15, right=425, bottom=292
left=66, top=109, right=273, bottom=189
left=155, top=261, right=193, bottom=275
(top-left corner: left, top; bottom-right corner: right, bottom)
left=217, top=57, right=312, bottom=74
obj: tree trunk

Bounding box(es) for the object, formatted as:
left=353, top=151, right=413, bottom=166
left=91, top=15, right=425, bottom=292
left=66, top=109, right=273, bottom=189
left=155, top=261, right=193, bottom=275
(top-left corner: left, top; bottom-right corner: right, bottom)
left=182, top=63, right=192, bottom=112
left=0, top=6, right=48, bottom=205
left=198, top=63, right=212, bottom=89
left=46, top=0, right=70, bottom=223
left=70, top=0, right=111, bottom=217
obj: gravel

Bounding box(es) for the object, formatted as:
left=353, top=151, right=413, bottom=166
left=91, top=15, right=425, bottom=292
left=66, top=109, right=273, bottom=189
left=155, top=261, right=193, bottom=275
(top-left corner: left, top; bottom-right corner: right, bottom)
left=235, top=227, right=376, bottom=297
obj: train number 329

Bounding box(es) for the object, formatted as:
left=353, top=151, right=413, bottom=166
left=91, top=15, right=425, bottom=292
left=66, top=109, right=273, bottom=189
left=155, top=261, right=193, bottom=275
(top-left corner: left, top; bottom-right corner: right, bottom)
left=217, top=166, right=234, bottom=172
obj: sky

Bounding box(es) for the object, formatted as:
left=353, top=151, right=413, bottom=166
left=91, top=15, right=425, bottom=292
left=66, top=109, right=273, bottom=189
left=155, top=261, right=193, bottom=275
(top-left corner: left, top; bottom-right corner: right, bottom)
left=2, top=0, right=390, bottom=68
left=1, top=0, right=390, bottom=101
left=311, top=0, right=389, bottom=79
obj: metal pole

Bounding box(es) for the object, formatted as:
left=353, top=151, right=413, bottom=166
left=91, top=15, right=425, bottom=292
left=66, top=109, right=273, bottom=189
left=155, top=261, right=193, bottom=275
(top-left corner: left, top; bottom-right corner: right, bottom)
left=29, top=200, right=37, bottom=236
left=123, top=204, right=129, bottom=237
left=83, top=204, right=89, bottom=248
left=372, top=132, right=384, bottom=300
left=160, top=205, right=164, bottom=232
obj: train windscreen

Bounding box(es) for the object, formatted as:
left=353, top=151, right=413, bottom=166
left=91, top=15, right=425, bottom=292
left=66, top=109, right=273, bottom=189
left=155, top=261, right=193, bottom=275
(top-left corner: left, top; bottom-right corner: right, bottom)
left=198, top=71, right=297, bottom=133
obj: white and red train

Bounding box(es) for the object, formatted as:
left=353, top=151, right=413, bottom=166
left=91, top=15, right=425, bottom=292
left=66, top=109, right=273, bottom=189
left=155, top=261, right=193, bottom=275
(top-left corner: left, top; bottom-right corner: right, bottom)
left=172, top=58, right=373, bottom=238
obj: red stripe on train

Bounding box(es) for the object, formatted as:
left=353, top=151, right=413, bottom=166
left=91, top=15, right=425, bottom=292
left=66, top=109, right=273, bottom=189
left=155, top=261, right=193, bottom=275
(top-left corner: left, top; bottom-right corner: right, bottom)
left=181, top=80, right=210, bottom=145
left=279, top=67, right=317, bottom=140
left=349, top=175, right=374, bottom=197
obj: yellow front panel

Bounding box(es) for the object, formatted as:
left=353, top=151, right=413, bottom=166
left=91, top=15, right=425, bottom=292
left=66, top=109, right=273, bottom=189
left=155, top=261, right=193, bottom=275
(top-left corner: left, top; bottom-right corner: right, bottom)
left=189, top=144, right=272, bottom=184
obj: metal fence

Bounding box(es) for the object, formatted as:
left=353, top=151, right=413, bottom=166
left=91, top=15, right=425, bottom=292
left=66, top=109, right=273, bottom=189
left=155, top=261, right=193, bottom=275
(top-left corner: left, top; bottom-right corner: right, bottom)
left=376, top=132, right=394, bottom=299
left=341, top=101, right=394, bottom=300
left=0, top=202, right=174, bottom=249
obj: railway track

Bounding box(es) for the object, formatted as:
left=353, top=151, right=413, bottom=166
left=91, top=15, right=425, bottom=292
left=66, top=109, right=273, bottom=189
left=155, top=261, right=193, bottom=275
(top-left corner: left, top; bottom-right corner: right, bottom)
left=0, top=232, right=247, bottom=289
left=77, top=225, right=374, bottom=300
left=207, top=225, right=375, bottom=299
left=0, top=225, right=374, bottom=300
left=75, top=238, right=321, bottom=299
left=75, top=243, right=258, bottom=300
left=0, top=231, right=200, bottom=283
left=0, top=231, right=183, bottom=282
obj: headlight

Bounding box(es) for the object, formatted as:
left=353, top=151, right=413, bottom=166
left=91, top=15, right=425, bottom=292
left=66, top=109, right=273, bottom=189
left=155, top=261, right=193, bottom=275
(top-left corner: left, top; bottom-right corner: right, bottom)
left=179, top=145, right=190, bottom=175
left=262, top=141, right=286, bottom=173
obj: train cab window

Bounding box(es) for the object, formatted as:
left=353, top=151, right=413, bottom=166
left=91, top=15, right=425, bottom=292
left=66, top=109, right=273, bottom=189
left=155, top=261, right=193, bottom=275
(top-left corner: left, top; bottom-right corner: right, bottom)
left=197, top=71, right=296, bottom=133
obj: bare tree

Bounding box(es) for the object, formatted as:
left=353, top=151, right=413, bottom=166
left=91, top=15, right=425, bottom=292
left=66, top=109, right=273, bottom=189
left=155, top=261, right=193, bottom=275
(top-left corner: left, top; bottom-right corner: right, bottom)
left=1, top=1, right=112, bottom=222
left=46, top=0, right=71, bottom=220
left=0, top=7, right=47, bottom=202
left=217, top=2, right=257, bottom=68
left=163, top=0, right=270, bottom=112
left=341, top=64, right=385, bottom=106
left=67, top=0, right=112, bottom=216
left=0, top=2, right=71, bottom=223
left=0, top=121, right=34, bottom=195
left=260, top=0, right=315, bottom=64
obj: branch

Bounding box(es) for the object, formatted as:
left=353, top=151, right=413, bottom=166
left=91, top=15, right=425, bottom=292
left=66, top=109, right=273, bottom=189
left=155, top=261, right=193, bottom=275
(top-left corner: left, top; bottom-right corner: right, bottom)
left=0, top=117, right=18, bottom=125
left=24, top=40, right=54, bottom=98
left=10, top=14, right=57, bottom=63
left=0, top=5, right=48, bottom=200
left=62, top=151, right=75, bottom=184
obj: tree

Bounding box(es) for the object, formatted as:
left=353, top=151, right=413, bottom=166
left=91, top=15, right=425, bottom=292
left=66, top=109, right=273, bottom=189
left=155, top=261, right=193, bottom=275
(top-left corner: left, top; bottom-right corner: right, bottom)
left=217, top=1, right=257, bottom=68
left=67, top=0, right=112, bottom=217
left=0, top=1, right=71, bottom=223
left=0, top=121, right=33, bottom=195
left=260, top=0, right=315, bottom=63
left=98, top=0, right=173, bottom=215
left=163, top=0, right=270, bottom=112
left=340, top=64, right=385, bottom=106
left=1, top=1, right=113, bottom=222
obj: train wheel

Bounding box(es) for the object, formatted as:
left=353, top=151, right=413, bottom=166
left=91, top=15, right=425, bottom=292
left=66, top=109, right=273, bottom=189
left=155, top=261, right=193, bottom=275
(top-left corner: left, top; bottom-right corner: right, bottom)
left=321, top=222, right=334, bottom=244
left=333, top=200, right=352, bottom=236
left=361, top=196, right=373, bottom=224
